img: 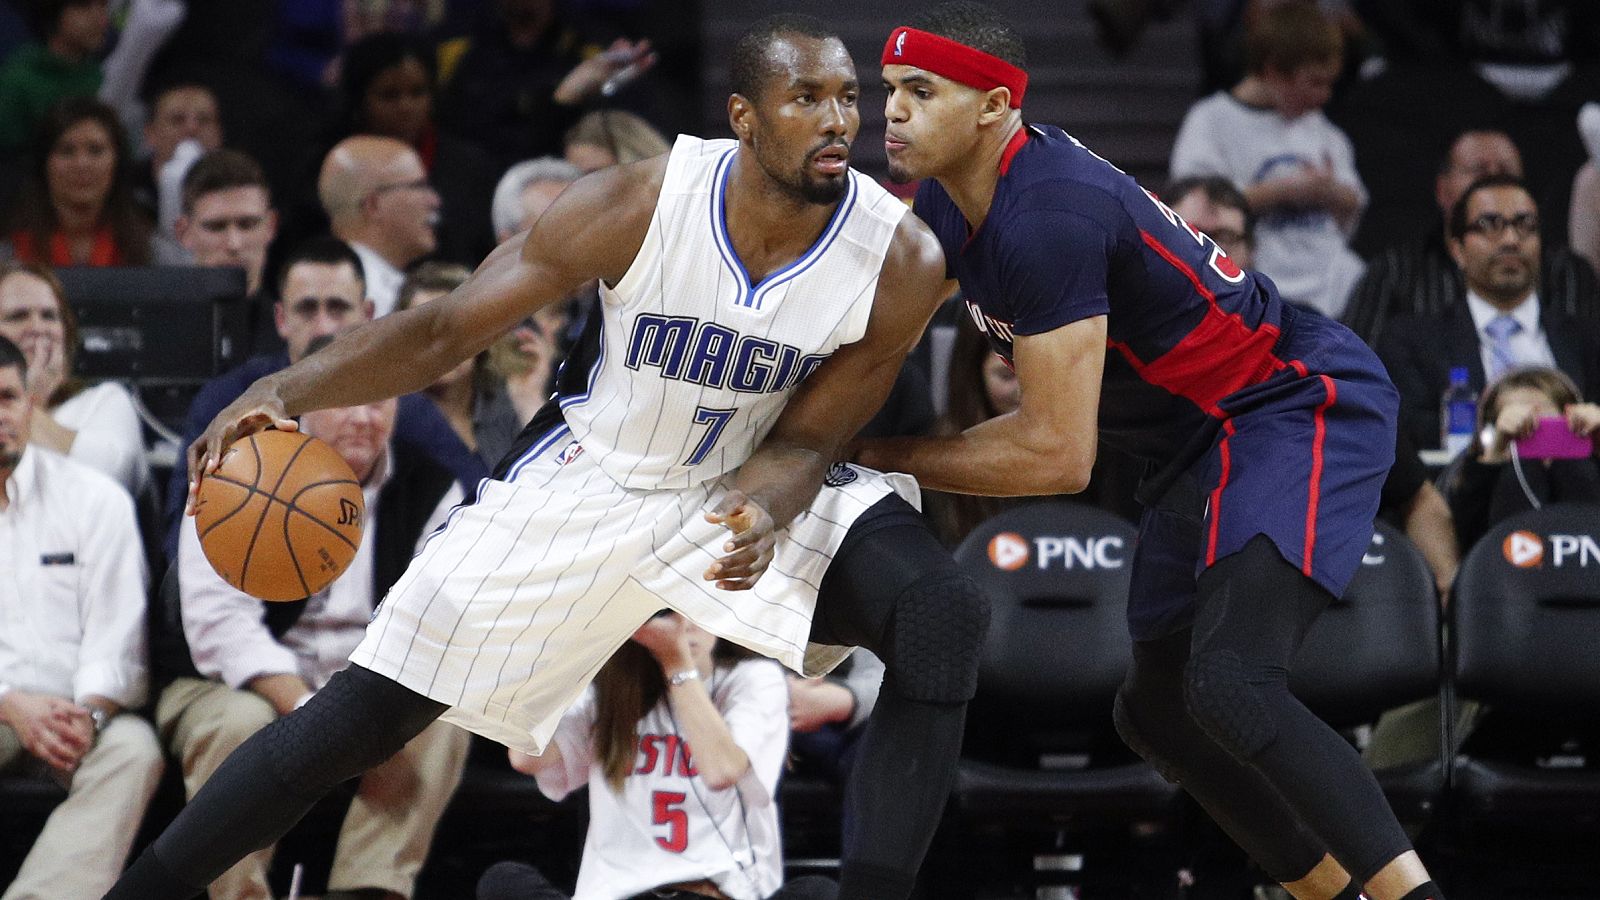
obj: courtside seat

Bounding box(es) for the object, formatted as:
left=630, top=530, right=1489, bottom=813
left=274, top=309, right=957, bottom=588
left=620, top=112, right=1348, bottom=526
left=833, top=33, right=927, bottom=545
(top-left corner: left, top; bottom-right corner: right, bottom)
left=945, top=502, right=1178, bottom=895
left=1290, top=521, right=1447, bottom=820
left=952, top=502, right=1175, bottom=819
left=1451, top=504, right=1600, bottom=821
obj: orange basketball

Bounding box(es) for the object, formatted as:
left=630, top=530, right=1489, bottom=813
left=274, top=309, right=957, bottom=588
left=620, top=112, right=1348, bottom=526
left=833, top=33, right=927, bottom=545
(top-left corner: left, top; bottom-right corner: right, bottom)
left=194, top=429, right=365, bottom=601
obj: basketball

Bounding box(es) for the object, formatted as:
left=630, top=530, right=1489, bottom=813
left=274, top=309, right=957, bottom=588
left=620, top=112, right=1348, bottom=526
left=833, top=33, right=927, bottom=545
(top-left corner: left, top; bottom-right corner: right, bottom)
left=194, top=429, right=365, bottom=602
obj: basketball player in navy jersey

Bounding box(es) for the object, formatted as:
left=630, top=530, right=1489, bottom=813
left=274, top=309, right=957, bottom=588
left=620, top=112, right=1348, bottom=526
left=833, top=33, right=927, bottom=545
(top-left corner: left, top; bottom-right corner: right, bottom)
left=857, top=4, right=1444, bottom=900
left=108, top=18, right=982, bottom=900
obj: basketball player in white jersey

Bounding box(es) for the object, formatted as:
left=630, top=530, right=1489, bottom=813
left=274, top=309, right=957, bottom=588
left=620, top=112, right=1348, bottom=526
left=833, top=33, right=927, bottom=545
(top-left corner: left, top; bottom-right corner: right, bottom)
left=108, top=16, right=987, bottom=900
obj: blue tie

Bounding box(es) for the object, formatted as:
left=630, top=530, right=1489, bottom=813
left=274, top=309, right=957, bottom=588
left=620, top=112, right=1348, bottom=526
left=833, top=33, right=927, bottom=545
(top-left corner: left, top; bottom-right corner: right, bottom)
left=1484, top=314, right=1522, bottom=380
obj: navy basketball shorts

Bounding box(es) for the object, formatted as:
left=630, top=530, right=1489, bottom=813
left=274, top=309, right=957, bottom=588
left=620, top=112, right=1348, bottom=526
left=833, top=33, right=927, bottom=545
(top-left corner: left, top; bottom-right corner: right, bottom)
left=1126, top=317, right=1399, bottom=642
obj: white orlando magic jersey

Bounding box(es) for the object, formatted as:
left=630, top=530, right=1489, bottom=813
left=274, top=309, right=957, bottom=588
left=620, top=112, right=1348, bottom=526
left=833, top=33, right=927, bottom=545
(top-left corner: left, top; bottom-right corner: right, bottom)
left=559, top=134, right=909, bottom=490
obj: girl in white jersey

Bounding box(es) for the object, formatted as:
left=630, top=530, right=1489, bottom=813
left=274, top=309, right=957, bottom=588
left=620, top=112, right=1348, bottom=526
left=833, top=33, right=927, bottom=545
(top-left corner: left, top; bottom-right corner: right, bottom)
left=477, top=612, right=837, bottom=900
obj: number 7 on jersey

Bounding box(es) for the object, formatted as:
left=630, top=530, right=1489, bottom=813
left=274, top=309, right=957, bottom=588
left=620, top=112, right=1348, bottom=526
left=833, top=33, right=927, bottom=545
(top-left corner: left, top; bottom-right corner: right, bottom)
left=685, top=406, right=737, bottom=466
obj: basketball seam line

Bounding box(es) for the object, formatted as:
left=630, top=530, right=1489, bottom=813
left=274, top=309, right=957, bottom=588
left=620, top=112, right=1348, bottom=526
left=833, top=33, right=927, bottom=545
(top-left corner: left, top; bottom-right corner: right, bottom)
left=205, top=471, right=364, bottom=598
left=198, top=474, right=261, bottom=542
left=197, top=439, right=266, bottom=542
left=208, top=472, right=363, bottom=553
left=286, top=477, right=366, bottom=554
left=239, top=434, right=316, bottom=593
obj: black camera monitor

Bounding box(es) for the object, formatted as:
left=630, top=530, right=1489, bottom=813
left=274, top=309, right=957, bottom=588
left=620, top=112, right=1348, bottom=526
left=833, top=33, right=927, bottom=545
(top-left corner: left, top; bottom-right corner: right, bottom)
left=58, top=266, right=249, bottom=381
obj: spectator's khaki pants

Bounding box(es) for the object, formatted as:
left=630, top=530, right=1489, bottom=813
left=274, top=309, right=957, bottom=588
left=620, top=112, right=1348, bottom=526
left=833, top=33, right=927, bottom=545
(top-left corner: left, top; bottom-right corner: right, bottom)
left=157, top=677, right=469, bottom=900
left=0, top=715, right=164, bottom=900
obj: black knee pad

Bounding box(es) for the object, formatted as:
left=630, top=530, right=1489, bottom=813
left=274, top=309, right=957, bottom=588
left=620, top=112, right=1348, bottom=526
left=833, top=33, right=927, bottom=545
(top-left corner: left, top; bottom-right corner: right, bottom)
left=267, top=665, right=443, bottom=791
left=1112, top=687, right=1182, bottom=784
left=1183, top=650, right=1277, bottom=761
left=886, top=572, right=991, bottom=703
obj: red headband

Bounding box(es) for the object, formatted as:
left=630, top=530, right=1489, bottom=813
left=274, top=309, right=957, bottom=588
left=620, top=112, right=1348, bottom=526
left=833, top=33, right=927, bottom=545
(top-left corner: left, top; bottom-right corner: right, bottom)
left=881, top=26, right=1027, bottom=108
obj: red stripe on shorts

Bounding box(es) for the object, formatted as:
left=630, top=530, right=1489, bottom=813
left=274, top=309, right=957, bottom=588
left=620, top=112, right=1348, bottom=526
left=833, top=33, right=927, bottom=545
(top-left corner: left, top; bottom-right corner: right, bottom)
left=1205, top=419, right=1238, bottom=566
left=1302, top=375, right=1337, bottom=577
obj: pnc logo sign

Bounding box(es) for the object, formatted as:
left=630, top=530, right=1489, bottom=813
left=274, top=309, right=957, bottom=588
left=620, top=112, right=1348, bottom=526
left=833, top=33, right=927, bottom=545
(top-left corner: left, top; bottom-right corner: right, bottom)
left=987, top=532, right=1126, bottom=571
left=988, top=532, right=1030, bottom=571
left=1503, top=531, right=1544, bottom=568
left=1500, top=531, right=1600, bottom=568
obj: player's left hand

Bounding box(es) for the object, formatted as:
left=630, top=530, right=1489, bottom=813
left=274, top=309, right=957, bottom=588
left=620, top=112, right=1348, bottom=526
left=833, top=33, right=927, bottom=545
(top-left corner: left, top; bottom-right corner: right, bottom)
left=704, top=491, right=775, bottom=591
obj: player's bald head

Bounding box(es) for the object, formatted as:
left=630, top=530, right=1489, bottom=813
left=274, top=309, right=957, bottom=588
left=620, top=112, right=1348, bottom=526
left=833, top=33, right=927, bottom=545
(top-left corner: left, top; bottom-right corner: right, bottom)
left=317, top=135, right=418, bottom=221
left=729, top=14, right=844, bottom=104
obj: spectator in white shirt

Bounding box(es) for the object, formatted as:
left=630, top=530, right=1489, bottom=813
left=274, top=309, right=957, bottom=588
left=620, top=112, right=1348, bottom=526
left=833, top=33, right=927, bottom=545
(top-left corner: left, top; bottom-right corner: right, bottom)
left=0, top=334, right=163, bottom=900
left=157, top=365, right=469, bottom=900
left=481, top=612, right=835, bottom=900
left=0, top=261, right=150, bottom=497
left=319, top=135, right=441, bottom=317
left=1169, top=1, right=1366, bottom=319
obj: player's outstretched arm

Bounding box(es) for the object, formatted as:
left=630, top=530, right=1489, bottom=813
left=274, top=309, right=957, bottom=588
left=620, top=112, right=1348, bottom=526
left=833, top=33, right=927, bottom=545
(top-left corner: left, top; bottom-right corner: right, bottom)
left=721, top=213, right=950, bottom=543
left=185, top=158, right=665, bottom=509
left=857, top=314, right=1107, bottom=496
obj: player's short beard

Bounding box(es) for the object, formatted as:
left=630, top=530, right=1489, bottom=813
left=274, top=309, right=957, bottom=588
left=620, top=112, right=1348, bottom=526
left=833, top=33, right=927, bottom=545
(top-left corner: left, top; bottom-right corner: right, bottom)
left=0, top=444, right=19, bottom=472
left=754, top=139, right=848, bottom=206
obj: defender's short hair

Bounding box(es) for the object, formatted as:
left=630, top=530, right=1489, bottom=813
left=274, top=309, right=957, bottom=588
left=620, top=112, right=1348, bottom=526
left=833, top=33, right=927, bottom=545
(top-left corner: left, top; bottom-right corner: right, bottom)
left=908, top=1, right=1026, bottom=69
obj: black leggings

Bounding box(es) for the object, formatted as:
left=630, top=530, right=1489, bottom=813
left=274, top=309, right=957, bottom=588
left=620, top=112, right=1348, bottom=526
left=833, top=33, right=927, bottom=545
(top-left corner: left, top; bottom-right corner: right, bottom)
left=806, top=493, right=989, bottom=900
left=1114, top=535, right=1413, bottom=884
left=107, top=496, right=985, bottom=900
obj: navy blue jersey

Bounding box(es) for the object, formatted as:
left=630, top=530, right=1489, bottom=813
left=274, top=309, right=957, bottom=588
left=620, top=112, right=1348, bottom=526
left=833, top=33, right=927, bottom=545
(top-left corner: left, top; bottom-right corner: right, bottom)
left=915, top=124, right=1322, bottom=477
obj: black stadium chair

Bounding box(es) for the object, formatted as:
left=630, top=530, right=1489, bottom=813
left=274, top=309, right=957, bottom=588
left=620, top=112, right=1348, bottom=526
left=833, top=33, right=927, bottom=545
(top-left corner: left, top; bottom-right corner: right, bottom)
left=1451, top=503, right=1600, bottom=822
left=946, top=501, right=1179, bottom=895
left=1290, top=520, right=1447, bottom=820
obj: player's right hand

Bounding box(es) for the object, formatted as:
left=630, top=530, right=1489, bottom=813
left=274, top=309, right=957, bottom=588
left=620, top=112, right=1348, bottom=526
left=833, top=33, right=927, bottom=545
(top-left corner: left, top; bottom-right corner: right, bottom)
left=703, top=491, right=776, bottom=591
left=186, top=386, right=298, bottom=516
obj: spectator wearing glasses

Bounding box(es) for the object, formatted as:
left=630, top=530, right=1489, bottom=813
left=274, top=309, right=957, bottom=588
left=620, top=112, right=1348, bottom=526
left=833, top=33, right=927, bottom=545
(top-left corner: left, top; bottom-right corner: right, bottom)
left=1378, top=175, right=1600, bottom=454
left=319, top=135, right=441, bottom=317
left=1345, top=129, right=1600, bottom=347
left=1163, top=175, right=1254, bottom=267
left=334, top=33, right=499, bottom=267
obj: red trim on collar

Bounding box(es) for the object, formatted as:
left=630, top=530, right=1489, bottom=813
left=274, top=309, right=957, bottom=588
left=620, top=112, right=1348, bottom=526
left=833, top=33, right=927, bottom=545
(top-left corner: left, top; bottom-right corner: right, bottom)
left=998, top=127, right=1029, bottom=175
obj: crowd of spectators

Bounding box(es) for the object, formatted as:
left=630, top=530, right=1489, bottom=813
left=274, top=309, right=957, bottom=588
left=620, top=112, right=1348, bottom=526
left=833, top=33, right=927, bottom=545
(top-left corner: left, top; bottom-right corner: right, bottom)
left=2, top=0, right=1600, bottom=896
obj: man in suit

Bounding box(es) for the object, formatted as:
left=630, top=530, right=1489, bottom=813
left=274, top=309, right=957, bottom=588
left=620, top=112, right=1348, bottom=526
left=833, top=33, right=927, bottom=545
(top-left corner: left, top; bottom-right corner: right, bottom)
left=1378, top=174, right=1600, bottom=451
left=1345, top=130, right=1599, bottom=347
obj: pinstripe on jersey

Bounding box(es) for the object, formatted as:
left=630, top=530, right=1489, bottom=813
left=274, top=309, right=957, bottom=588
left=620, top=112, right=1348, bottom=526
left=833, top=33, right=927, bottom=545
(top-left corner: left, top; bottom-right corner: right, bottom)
left=552, top=135, right=908, bottom=491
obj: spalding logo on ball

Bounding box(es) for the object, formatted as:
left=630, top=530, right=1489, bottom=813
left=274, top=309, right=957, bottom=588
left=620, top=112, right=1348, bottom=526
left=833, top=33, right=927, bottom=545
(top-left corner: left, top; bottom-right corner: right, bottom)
left=194, top=429, right=365, bottom=601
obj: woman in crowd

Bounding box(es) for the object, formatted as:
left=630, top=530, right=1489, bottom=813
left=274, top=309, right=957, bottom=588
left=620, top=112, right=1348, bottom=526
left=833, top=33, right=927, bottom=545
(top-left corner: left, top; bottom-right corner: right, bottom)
left=334, top=31, right=497, bottom=263
left=5, top=97, right=152, bottom=266
left=477, top=611, right=835, bottom=900
left=562, top=109, right=671, bottom=173
left=0, top=261, right=148, bottom=496
left=921, top=313, right=1025, bottom=546
left=1445, top=366, right=1600, bottom=551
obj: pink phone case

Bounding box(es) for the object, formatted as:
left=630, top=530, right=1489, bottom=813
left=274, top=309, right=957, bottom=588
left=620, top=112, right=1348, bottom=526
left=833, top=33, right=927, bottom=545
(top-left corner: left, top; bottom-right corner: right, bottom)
left=1515, top=417, right=1595, bottom=459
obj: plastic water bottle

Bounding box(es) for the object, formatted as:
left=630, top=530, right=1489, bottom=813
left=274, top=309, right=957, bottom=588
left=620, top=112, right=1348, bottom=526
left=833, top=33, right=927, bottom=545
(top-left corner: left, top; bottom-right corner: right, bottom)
left=1440, top=366, right=1477, bottom=456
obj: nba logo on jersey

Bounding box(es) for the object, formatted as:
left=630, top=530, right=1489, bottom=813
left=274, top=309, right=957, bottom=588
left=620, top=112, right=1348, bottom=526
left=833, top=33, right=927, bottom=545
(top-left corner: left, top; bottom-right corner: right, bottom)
left=557, top=442, right=585, bottom=466
left=824, top=462, right=859, bottom=487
